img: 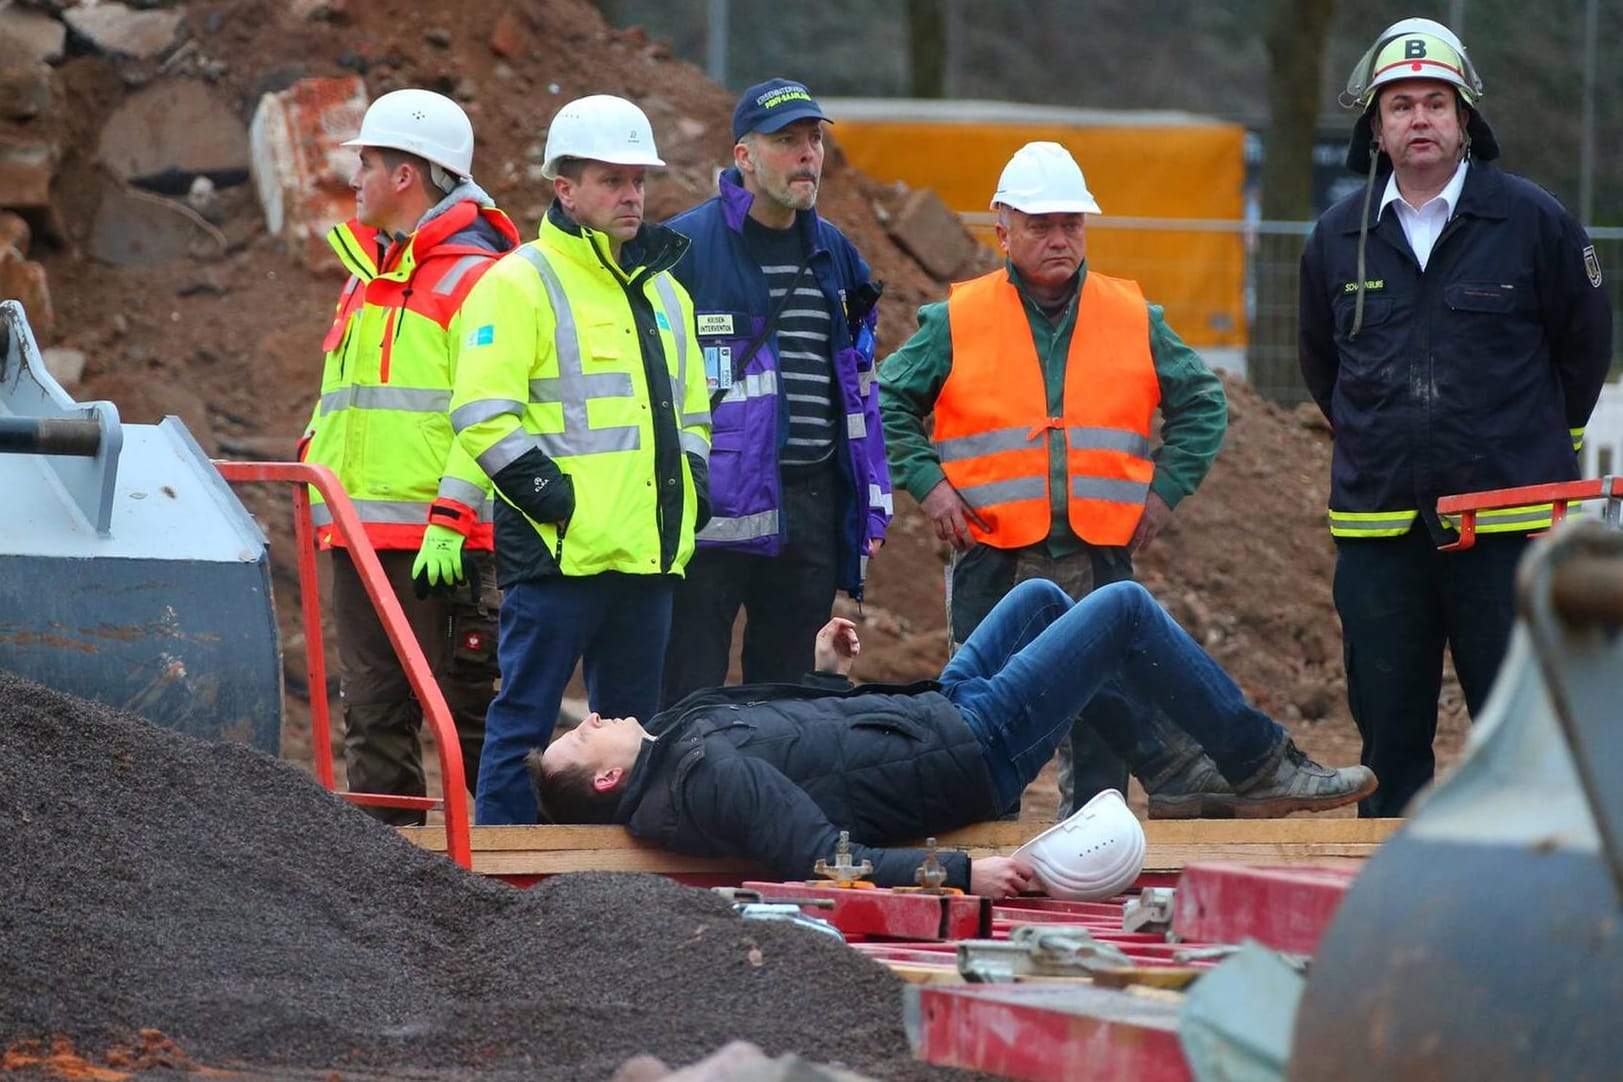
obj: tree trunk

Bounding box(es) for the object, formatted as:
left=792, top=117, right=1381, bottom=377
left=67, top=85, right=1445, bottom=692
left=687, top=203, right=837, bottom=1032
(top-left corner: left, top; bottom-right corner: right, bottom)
left=908, top=0, right=946, bottom=99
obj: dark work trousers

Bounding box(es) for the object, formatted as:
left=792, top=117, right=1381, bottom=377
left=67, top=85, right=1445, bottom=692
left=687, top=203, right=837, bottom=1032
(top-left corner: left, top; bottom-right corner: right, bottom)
left=1334, top=527, right=1528, bottom=818
left=949, top=544, right=1202, bottom=817
left=477, top=572, right=675, bottom=825
left=660, top=460, right=842, bottom=708
left=330, top=546, right=498, bottom=826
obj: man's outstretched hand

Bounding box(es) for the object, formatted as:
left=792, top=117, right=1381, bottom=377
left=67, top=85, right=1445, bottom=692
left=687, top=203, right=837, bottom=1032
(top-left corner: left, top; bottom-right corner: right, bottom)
left=969, top=856, right=1035, bottom=900
left=813, top=617, right=861, bottom=676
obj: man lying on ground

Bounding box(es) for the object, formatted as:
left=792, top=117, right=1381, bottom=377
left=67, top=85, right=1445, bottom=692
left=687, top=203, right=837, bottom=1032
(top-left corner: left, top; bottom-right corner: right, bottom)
left=529, top=579, right=1377, bottom=898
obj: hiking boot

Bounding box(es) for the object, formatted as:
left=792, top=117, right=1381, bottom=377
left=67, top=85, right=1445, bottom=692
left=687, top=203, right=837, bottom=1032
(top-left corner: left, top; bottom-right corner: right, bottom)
left=1147, top=744, right=1377, bottom=819
left=1146, top=755, right=1237, bottom=820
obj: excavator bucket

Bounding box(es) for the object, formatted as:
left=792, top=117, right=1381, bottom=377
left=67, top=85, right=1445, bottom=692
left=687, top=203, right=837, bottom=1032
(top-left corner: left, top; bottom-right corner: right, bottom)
left=0, top=299, right=283, bottom=753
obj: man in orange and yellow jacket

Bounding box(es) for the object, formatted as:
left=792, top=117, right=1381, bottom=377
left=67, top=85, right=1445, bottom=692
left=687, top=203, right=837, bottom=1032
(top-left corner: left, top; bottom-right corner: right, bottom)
left=300, top=89, right=519, bottom=823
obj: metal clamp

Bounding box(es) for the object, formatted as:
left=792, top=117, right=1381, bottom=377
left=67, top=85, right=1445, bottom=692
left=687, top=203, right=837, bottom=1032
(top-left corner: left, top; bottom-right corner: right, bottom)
left=1122, top=887, right=1176, bottom=934
left=958, top=924, right=1133, bottom=983
left=812, top=830, right=874, bottom=887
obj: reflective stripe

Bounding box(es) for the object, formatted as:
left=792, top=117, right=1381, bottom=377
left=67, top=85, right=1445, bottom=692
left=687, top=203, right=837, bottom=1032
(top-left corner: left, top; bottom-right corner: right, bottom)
left=681, top=406, right=712, bottom=429
left=314, top=497, right=433, bottom=525
left=1327, top=509, right=1419, bottom=537
left=1067, top=426, right=1152, bottom=458
left=846, top=411, right=866, bottom=441
left=516, top=245, right=642, bottom=455
left=320, top=385, right=451, bottom=415
left=857, top=368, right=875, bottom=396
left=451, top=398, right=527, bottom=432
left=1571, top=426, right=1585, bottom=452
left=699, top=509, right=779, bottom=543
left=679, top=430, right=710, bottom=461
left=437, top=475, right=488, bottom=509
left=718, top=369, right=778, bottom=404
left=1440, top=504, right=1558, bottom=533
left=935, top=426, right=1036, bottom=462
left=960, top=476, right=1046, bottom=508
left=869, top=483, right=894, bottom=514
left=476, top=428, right=540, bottom=476
left=433, top=254, right=488, bottom=296
left=1071, top=476, right=1151, bottom=503
left=535, top=429, right=640, bottom=458
left=653, top=275, right=691, bottom=401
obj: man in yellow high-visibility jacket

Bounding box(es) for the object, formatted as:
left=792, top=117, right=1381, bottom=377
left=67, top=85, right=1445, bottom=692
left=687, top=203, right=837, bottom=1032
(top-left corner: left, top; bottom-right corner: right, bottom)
left=301, top=89, right=519, bottom=824
left=451, top=95, right=711, bottom=825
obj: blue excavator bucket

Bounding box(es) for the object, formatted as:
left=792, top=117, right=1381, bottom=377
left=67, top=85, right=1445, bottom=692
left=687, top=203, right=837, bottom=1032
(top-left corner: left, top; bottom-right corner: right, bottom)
left=0, top=299, right=283, bottom=754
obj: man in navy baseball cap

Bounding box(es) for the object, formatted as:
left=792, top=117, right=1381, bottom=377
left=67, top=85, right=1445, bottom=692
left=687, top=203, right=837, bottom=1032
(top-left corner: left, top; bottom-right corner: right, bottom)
left=731, top=78, right=833, bottom=142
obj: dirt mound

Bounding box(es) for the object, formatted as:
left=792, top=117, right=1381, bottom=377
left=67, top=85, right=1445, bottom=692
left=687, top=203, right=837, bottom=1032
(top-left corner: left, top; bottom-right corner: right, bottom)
left=0, top=670, right=962, bottom=1081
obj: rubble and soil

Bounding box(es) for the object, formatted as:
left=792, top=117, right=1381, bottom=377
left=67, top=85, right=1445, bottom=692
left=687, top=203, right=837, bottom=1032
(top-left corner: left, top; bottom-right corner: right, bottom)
left=0, top=670, right=966, bottom=1081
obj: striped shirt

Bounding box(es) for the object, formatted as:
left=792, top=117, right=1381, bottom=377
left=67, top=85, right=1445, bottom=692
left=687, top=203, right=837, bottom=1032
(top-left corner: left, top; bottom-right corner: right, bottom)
left=744, top=217, right=836, bottom=467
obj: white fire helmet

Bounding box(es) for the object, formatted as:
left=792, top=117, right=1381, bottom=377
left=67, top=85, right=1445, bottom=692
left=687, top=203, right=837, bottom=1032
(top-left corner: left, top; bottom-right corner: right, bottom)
left=990, top=141, right=1101, bottom=216
left=342, top=88, right=474, bottom=178
left=542, top=94, right=666, bottom=180
left=1343, top=17, right=1483, bottom=109
left=1011, top=788, right=1145, bottom=902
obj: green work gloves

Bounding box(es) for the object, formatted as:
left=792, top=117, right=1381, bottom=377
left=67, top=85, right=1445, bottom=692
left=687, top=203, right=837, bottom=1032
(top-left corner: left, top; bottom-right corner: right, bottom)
left=411, top=524, right=473, bottom=600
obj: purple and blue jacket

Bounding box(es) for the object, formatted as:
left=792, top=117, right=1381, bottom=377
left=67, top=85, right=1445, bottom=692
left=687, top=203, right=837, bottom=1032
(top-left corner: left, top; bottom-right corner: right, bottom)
left=664, top=168, right=892, bottom=597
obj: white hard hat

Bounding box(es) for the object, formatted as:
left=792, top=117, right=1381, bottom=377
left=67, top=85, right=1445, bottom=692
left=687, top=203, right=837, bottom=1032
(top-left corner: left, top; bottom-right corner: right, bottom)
left=1011, top=789, right=1145, bottom=902
left=342, top=88, right=474, bottom=177
left=1344, top=17, right=1483, bottom=109
left=542, top=94, right=666, bottom=180
left=990, top=141, right=1101, bottom=216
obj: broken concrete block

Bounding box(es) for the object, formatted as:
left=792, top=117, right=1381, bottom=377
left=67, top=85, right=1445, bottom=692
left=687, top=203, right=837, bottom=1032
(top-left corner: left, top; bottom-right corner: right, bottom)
left=41, top=345, right=84, bottom=386
left=96, top=78, right=251, bottom=195
left=89, top=184, right=227, bottom=266
left=0, top=62, right=52, bottom=121
left=248, top=75, right=366, bottom=272
left=0, top=209, right=29, bottom=253
left=0, top=3, right=67, bottom=66
left=884, top=187, right=978, bottom=283
left=63, top=2, right=184, bottom=61
left=0, top=243, right=53, bottom=343
left=0, top=134, right=54, bottom=206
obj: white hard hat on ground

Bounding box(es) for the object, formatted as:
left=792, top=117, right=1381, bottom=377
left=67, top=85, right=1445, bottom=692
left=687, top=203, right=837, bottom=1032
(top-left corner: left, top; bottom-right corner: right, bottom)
left=1011, top=788, right=1145, bottom=901
left=1343, top=17, right=1483, bottom=109
left=542, top=94, right=666, bottom=180
left=990, top=141, right=1101, bottom=216
left=342, top=88, right=474, bottom=178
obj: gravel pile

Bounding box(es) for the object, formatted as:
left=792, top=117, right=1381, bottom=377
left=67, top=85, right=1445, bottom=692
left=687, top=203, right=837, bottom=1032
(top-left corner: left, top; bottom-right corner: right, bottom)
left=0, top=673, right=966, bottom=1081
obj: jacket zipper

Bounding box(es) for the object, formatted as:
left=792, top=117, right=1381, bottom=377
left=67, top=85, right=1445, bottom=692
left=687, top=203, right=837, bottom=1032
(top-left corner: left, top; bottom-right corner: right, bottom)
left=378, top=287, right=413, bottom=383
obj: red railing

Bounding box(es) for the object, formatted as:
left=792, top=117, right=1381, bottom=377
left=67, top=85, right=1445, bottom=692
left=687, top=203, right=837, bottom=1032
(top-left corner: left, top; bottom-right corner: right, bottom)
left=215, top=460, right=472, bottom=870
left=1436, top=476, right=1623, bottom=551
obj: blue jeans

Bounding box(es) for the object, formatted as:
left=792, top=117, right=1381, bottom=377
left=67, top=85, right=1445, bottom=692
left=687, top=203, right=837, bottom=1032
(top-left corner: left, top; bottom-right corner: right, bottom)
left=476, top=573, right=674, bottom=825
left=938, top=579, right=1286, bottom=812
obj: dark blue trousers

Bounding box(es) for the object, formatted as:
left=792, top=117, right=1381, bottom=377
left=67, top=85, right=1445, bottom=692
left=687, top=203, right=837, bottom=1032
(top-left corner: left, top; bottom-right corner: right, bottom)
left=1333, top=528, right=1527, bottom=817
left=475, top=573, right=674, bottom=825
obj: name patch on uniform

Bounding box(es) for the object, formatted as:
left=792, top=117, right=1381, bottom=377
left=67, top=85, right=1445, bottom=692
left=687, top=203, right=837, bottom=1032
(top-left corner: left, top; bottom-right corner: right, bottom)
left=1584, top=245, right=1603, bottom=288
left=465, top=324, right=495, bottom=348
left=1342, top=279, right=1385, bottom=293
left=696, top=313, right=734, bottom=336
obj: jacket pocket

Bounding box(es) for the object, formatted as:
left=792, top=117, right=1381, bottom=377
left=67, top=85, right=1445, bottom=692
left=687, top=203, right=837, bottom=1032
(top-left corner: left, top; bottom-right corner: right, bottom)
left=1445, top=282, right=1518, bottom=314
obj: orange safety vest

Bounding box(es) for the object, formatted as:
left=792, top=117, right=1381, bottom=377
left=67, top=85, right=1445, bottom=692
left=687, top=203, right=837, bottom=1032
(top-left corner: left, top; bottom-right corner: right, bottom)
left=935, top=270, right=1159, bottom=548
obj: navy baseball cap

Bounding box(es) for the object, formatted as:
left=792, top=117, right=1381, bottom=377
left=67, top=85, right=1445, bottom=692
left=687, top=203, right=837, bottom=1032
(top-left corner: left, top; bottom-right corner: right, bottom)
left=731, top=78, right=832, bottom=141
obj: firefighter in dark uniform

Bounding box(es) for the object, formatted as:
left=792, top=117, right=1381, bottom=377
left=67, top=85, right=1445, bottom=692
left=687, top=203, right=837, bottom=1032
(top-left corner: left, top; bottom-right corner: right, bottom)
left=1299, top=17, right=1612, bottom=817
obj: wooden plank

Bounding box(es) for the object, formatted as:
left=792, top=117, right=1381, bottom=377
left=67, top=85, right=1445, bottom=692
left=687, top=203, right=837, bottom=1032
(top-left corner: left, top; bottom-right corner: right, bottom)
left=398, top=819, right=1402, bottom=879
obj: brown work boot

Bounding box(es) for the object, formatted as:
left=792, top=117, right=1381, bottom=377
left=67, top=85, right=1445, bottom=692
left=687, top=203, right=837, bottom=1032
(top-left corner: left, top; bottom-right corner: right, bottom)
left=1148, top=743, right=1377, bottom=819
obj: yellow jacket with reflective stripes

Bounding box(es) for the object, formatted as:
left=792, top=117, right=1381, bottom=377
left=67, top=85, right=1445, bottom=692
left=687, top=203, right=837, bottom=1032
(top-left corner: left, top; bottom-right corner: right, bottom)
left=303, top=194, right=519, bottom=550
left=450, top=208, right=710, bottom=581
